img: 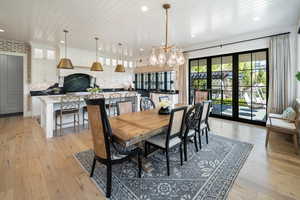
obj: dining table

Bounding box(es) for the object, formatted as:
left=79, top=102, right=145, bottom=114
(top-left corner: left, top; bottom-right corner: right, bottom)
left=109, top=105, right=187, bottom=171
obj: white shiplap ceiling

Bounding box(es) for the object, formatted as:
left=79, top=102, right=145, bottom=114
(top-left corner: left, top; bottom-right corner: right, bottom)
left=0, top=0, right=299, bottom=56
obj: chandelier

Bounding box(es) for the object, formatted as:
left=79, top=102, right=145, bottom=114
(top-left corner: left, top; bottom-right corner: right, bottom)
left=149, top=4, right=185, bottom=67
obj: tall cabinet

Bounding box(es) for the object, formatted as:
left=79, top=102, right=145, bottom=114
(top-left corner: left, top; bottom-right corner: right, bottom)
left=0, top=54, right=23, bottom=115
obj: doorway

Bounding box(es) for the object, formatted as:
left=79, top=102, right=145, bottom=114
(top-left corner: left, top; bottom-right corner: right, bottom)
left=188, top=49, right=268, bottom=125
left=0, top=54, right=23, bottom=117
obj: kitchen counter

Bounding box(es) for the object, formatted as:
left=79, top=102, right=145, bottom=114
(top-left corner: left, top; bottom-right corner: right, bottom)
left=38, top=91, right=140, bottom=138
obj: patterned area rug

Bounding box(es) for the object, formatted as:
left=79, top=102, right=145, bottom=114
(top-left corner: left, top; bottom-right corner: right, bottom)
left=74, top=134, right=253, bottom=200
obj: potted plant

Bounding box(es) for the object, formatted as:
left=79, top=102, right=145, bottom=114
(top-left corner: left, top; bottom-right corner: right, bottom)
left=87, top=87, right=102, bottom=94
left=158, top=101, right=171, bottom=115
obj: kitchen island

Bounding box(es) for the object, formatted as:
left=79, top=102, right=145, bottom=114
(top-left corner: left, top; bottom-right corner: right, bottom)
left=38, top=91, right=140, bottom=138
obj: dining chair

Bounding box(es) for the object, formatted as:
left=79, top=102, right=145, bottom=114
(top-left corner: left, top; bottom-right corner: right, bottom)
left=194, top=90, right=209, bottom=104
left=182, top=103, right=203, bottom=161
left=82, top=93, right=105, bottom=128
left=55, top=95, right=81, bottom=136
left=196, top=101, right=211, bottom=148
left=159, top=95, right=170, bottom=102
left=144, top=106, right=187, bottom=176
left=85, top=98, right=142, bottom=198
left=140, top=97, right=156, bottom=111
left=117, top=100, right=134, bottom=115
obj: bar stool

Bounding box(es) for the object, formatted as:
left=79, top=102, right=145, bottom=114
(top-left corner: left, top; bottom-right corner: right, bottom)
left=55, top=95, right=81, bottom=136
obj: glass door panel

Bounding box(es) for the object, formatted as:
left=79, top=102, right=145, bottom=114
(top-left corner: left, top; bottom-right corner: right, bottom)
left=189, top=59, right=207, bottom=103
left=238, top=51, right=267, bottom=122
left=211, top=56, right=233, bottom=117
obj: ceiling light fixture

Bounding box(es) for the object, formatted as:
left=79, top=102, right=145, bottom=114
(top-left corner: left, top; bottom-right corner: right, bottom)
left=0, top=29, right=5, bottom=33
left=141, top=6, right=148, bottom=12
left=115, top=43, right=125, bottom=72
left=60, top=40, right=65, bottom=44
left=149, top=4, right=185, bottom=67
left=140, top=48, right=144, bottom=51
left=57, top=30, right=74, bottom=69
left=90, top=37, right=104, bottom=71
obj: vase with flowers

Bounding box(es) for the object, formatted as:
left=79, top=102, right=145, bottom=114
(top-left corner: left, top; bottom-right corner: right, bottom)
left=158, top=101, right=171, bottom=115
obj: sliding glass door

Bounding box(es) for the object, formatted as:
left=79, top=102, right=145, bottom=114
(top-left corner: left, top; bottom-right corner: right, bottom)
left=211, top=56, right=233, bottom=117
left=188, top=49, right=268, bottom=125
left=238, top=51, right=268, bottom=122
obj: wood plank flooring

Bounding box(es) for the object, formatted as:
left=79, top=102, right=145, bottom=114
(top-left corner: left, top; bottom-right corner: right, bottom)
left=0, top=116, right=299, bottom=200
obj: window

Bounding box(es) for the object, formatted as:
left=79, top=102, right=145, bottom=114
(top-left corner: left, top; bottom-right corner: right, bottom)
left=33, top=48, right=43, bottom=59
left=99, top=57, right=104, bottom=64
left=105, top=58, right=111, bottom=66
left=112, top=59, right=117, bottom=66
left=188, top=49, right=268, bottom=125
left=46, top=49, right=55, bottom=60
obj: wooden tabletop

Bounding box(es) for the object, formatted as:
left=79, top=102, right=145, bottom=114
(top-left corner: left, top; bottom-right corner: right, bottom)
left=109, top=108, right=171, bottom=146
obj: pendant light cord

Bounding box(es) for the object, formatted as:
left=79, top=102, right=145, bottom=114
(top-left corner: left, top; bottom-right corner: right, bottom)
left=95, top=37, right=98, bottom=62
left=64, top=30, right=68, bottom=58
left=165, top=8, right=168, bottom=51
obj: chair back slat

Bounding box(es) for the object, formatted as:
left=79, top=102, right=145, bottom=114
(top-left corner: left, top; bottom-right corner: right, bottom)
left=86, top=98, right=111, bottom=160
left=117, top=101, right=133, bottom=115
left=201, top=101, right=210, bottom=122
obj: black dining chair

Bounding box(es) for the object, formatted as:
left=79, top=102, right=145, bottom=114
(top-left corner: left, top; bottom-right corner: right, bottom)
left=182, top=103, right=203, bottom=161
left=85, top=98, right=142, bottom=198
left=144, top=106, right=187, bottom=176
left=140, top=97, right=156, bottom=111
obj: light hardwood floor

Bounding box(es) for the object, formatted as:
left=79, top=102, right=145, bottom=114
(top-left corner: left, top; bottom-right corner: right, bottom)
left=0, top=116, right=299, bottom=200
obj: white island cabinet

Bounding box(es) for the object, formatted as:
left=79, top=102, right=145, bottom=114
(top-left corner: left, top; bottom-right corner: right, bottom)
left=38, top=91, right=140, bottom=138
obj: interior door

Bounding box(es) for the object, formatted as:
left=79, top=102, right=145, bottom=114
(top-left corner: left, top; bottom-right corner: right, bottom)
left=0, top=54, right=23, bottom=115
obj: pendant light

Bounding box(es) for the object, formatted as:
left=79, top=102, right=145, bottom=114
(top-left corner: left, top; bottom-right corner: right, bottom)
left=90, top=37, right=103, bottom=71
left=115, top=43, right=125, bottom=72
left=148, top=4, right=185, bottom=67
left=57, top=30, right=74, bottom=69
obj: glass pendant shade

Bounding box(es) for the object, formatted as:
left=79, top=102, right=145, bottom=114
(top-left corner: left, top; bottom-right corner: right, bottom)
left=158, top=49, right=166, bottom=66
left=176, top=51, right=185, bottom=65
left=57, top=30, right=74, bottom=69
left=149, top=48, right=158, bottom=66
left=167, top=49, right=177, bottom=67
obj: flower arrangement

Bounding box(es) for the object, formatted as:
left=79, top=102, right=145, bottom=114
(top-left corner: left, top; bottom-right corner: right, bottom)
left=87, top=87, right=102, bottom=93
left=159, top=101, right=171, bottom=109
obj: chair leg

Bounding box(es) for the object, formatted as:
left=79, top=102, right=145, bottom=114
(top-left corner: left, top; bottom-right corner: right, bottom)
left=293, top=134, right=299, bottom=154
left=184, top=140, right=188, bottom=161
left=207, top=121, right=211, bottom=131
left=194, top=135, right=199, bottom=152
left=106, top=163, right=112, bottom=198
left=60, top=114, right=62, bottom=136
left=166, top=150, right=170, bottom=176
left=82, top=110, right=85, bottom=128
left=180, top=143, right=183, bottom=166
left=55, top=115, right=58, bottom=137
left=73, top=114, right=76, bottom=132
left=90, top=157, right=96, bottom=177
left=138, top=151, right=142, bottom=178
left=198, top=131, right=202, bottom=149
left=144, top=142, right=148, bottom=158
left=205, top=128, right=209, bottom=144
left=265, top=129, right=270, bottom=148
